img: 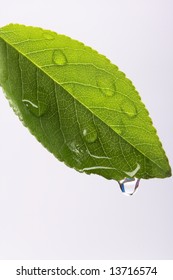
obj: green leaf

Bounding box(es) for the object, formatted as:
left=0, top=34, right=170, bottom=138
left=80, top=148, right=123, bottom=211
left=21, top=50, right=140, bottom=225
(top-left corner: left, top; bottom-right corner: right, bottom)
left=0, top=24, right=171, bottom=180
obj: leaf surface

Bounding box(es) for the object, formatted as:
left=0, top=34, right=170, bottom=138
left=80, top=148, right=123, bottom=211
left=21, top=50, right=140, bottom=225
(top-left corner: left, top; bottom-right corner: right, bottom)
left=0, top=24, right=171, bottom=180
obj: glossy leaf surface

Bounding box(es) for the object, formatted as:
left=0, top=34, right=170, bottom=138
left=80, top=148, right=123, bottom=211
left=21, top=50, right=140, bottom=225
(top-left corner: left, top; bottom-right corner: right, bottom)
left=0, top=24, right=171, bottom=180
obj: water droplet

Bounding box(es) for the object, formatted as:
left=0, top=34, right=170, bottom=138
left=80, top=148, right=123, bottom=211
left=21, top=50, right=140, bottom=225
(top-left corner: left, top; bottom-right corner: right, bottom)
left=97, top=76, right=116, bottom=97
left=68, top=141, right=86, bottom=166
left=104, top=88, right=115, bottom=97
left=112, top=119, right=126, bottom=136
left=23, top=99, right=47, bottom=117
left=69, top=141, right=82, bottom=155
left=120, top=100, right=138, bottom=117
left=118, top=178, right=140, bottom=196
left=83, top=128, right=98, bottom=143
left=86, top=149, right=111, bottom=160
left=53, top=50, right=67, bottom=65
left=43, top=32, right=54, bottom=40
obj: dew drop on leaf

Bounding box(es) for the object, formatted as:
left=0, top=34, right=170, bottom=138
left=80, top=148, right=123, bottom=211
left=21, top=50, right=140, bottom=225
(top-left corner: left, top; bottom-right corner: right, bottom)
left=118, top=177, right=140, bottom=196
left=23, top=99, right=47, bottom=117
left=104, top=89, right=115, bottom=97
left=68, top=141, right=87, bottom=166
left=53, top=49, right=67, bottom=65
left=82, top=128, right=98, bottom=143
left=97, top=76, right=116, bottom=97
left=124, top=163, right=141, bottom=177
left=69, top=141, right=83, bottom=156
left=121, top=100, right=138, bottom=117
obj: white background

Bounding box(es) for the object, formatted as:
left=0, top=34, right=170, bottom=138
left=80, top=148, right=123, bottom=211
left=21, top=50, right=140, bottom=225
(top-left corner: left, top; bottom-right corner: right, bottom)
left=0, top=0, right=173, bottom=259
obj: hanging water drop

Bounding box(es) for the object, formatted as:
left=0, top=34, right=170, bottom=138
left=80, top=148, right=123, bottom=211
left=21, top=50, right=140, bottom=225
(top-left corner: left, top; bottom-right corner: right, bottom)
left=53, top=49, right=67, bottom=65
left=118, top=177, right=140, bottom=196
